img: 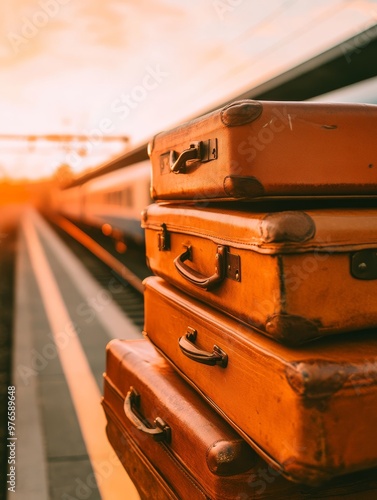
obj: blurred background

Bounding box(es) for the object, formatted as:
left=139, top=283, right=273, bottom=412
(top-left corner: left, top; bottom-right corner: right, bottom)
left=2, top=3, right=377, bottom=499
left=1, top=0, right=377, bottom=192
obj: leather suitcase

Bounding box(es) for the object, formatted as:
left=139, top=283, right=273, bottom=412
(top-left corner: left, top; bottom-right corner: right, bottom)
left=105, top=411, right=177, bottom=500
left=142, top=202, right=377, bottom=344
left=102, top=338, right=261, bottom=499
left=143, top=276, right=377, bottom=487
left=147, top=99, right=377, bottom=203
left=102, top=338, right=377, bottom=499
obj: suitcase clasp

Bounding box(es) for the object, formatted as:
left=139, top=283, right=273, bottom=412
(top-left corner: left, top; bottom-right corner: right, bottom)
left=169, top=139, right=217, bottom=173
left=158, top=223, right=170, bottom=251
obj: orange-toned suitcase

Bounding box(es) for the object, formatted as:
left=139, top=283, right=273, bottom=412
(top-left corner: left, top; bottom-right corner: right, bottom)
left=143, top=276, right=377, bottom=486
left=142, top=202, right=377, bottom=344
left=148, top=99, right=377, bottom=203
left=105, top=412, right=177, bottom=500
left=102, top=338, right=259, bottom=500
left=103, top=337, right=377, bottom=499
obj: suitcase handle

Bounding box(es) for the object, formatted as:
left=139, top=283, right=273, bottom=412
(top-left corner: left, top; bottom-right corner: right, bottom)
left=124, top=387, right=171, bottom=442
left=178, top=327, right=228, bottom=368
left=169, top=141, right=201, bottom=173
left=174, top=245, right=226, bottom=290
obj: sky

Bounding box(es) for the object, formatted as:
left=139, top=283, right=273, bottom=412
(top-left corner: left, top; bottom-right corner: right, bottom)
left=1, top=0, right=377, bottom=180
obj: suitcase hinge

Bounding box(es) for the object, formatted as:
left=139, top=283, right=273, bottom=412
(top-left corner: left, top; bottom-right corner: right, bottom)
left=158, top=223, right=170, bottom=251
left=351, top=250, right=377, bottom=280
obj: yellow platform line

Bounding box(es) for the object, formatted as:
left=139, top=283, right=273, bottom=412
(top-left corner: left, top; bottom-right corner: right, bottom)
left=23, top=210, right=140, bottom=500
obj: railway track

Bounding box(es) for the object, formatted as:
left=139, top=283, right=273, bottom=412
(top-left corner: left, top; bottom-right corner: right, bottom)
left=46, top=213, right=151, bottom=331
left=0, top=220, right=16, bottom=500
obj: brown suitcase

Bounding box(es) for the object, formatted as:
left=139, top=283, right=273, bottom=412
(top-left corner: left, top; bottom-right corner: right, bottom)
left=105, top=411, right=178, bottom=500
left=103, top=338, right=377, bottom=499
left=102, top=338, right=261, bottom=499
left=148, top=99, right=377, bottom=203
left=143, top=276, right=377, bottom=486
left=142, top=202, right=377, bottom=344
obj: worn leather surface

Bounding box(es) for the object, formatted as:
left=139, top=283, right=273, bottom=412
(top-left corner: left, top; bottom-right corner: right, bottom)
left=143, top=276, right=377, bottom=486
left=149, top=99, right=377, bottom=201
left=103, top=338, right=263, bottom=500
left=142, top=203, right=377, bottom=344
left=105, top=404, right=377, bottom=500
left=104, top=407, right=179, bottom=500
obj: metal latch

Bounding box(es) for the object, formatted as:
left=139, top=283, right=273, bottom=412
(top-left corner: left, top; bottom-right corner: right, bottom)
left=351, top=250, right=377, bottom=280
left=226, top=251, right=241, bottom=282
left=158, top=223, right=170, bottom=251
left=168, top=139, right=218, bottom=174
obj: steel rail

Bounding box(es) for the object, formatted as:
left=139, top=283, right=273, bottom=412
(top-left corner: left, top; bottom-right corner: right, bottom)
left=50, top=213, right=145, bottom=295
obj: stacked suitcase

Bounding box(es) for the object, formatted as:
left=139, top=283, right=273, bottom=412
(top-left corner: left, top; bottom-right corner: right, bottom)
left=102, top=99, right=377, bottom=499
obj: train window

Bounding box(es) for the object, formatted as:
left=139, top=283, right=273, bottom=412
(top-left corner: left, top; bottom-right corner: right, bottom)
left=123, top=186, right=133, bottom=207
left=105, top=190, right=123, bottom=205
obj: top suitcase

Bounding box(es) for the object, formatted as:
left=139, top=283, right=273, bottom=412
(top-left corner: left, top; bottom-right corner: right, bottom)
left=148, top=99, right=377, bottom=203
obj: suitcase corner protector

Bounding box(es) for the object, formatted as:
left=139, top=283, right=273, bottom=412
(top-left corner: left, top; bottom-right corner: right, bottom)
left=147, top=135, right=157, bottom=156
left=223, top=175, right=265, bottom=198
left=260, top=211, right=316, bottom=243
left=206, top=438, right=257, bottom=476
left=285, top=358, right=351, bottom=401
left=220, top=99, right=263, bottom=127
left=265, top=314, right=320, bottom=345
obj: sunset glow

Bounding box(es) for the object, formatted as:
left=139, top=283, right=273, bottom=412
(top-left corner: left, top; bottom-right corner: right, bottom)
left=1, top=0, right=377, bottom=180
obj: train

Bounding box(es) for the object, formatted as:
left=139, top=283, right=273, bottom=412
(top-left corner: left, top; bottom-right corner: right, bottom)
left=55, top=26, right=377, bottom=246
left=55, top=159, right=152, bottom=245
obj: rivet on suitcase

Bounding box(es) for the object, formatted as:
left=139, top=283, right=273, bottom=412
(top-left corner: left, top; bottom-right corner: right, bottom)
left=148, top=99, right=377, bottom=203
left=143, top=276, right=377, bottom=486
left=142, top=202, right=377, bottom=344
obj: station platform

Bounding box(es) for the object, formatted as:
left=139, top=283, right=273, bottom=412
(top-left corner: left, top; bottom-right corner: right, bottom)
left=10, top=207, right=142, bottom=500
